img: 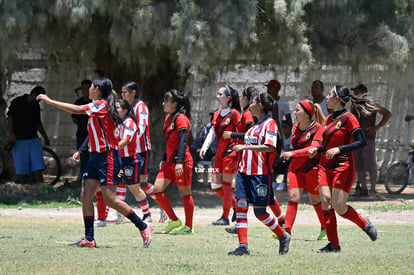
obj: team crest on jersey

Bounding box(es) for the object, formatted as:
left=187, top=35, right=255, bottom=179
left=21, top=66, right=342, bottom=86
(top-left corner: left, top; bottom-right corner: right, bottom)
left=254, top=126, right=262, bottom=133
left=170, top=122, right=175, bottom=130
left=124, top=166, right=134, bottom=177
left=256, top=183, right=268, bottom=198
left=336, top=121, right=342, bottom=129
left=225, top=117, right=231, bottom=125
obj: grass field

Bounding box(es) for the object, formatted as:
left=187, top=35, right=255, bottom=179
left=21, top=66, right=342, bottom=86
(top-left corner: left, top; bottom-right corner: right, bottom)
left=1, top=210, right=414, bottom=275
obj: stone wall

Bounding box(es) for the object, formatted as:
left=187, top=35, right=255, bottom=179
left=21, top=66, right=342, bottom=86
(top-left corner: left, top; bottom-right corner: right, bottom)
left=189, top=62, right=414, bottom=181
left=4, top=58, right=414, bottom=182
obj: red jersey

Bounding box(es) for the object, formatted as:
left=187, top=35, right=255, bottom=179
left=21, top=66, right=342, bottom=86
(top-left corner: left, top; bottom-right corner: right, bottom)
left=289, top=121, right=323, bottom=173
left=119, top=116, right=138, bottom=157
left=238, top=116, right=278, bottom=175
left=236, top=109, right=254, bottom=133
left=212, top=109, right=241, bottom=158
left=320, top=111, right=360, bottom=169
left=163, top=113, right=192, bottom=164
left=131, top=99, right=151, bottom=153
left=83, top=100, right=120, bottom=153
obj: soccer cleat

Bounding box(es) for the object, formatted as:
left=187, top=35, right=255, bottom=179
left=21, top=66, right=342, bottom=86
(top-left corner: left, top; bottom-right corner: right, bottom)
left=272, top=232, right=279, bottom=239
left=228, top=245, right=250, bottom=256
left=140, top=222, right=153, bottom=248
left=143, top=213, right=153, bottom=223
left=363, top=218, right=378, bottom=241
left=94, top=220, right=107, bottom=227
left=212, top=217, right=230, bottom=226
left=225, top=225, right=237, bottom=234
left=317, top=229, right=328, bottom=240
left=173, top=225, right=194, bottom=235
left=231, top=208, right=237, bottom=222
left=160, top=219, right=182, bottom=234
left=317, top=242, right=341, bottom=253
left=159, top=209, right=168, bottom=223
left=71, top=238, right=96, bottom=248
left=116, top=212, right=126, bottom=224
left=278, top=232, right=291, bottom=255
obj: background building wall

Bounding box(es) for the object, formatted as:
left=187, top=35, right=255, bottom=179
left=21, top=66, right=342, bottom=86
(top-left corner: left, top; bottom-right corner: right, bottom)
left=3, top=59, right=414, bottom=182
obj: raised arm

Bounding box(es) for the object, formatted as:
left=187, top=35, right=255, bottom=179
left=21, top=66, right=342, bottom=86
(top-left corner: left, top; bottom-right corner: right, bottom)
left=37, top=94, right=85, bottom=114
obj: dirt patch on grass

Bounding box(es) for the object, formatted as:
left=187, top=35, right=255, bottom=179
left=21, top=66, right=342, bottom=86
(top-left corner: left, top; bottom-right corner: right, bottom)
left=1, top=179, right=414, bottom=225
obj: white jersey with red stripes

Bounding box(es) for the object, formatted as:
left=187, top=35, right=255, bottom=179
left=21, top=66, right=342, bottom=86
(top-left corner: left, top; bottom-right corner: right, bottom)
left=83, top=100, right=120, bottom=153
left=119, top=116, right=138, bottom=157
left=238, top=116, right=278, bottom=175
left=131, top=99, right=151, bottom=153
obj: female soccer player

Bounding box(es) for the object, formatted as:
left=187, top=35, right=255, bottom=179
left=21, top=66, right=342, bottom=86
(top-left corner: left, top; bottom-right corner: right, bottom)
left=200, top=85, right=241, bottom=225
left=309, top=85, right=378, bottom=253
left=37, top=77, right=152, bottom=248
left=122, top=81, right=168, bottom=223
left=280, top=99, right=326, bottom=240
left=153, top=89, right=195, bottom=235
left=115, top=98, right=156, bottom=223
left=228, top=92, right=290, bottom=256
left=223, top=86, right=285, bottom=233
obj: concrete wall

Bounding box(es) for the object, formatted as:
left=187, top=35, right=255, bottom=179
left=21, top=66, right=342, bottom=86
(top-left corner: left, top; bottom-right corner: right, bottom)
left=4, top=58, right=414, bottom=182
left=189, top=63, right=414, bottom=181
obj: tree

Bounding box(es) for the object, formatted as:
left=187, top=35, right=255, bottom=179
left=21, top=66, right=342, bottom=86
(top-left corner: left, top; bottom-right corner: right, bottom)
left=1, top=0, right=412, bottom=87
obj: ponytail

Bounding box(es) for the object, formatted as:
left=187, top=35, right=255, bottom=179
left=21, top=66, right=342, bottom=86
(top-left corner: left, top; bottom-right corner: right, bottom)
left=350, top=93, right=379, bottom=118
left=164, top=89, right=192, bottom=119
left=93, top=77, right=122, bottom=125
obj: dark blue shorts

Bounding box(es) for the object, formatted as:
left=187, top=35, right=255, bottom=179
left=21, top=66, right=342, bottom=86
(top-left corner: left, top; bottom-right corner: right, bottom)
left=121, top=155, right=140, bottom=185
left=137, top=151, right=150, bottom=176
left=235, top=172, right=275, bottom=207
left=84, top=149, right=121, bottom=186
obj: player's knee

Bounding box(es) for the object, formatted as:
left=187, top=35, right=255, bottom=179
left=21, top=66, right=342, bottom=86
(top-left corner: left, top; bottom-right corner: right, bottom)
left=253, top=207, right=267, bottom=218
left=237, top=199, right=248, bottom=208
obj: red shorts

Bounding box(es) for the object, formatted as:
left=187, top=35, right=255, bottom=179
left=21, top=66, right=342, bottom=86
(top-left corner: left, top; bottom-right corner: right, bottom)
left=318, top=164, right=355, bottom=194
left=156, top=161, right=193, bottom=186
left=213, top=154, right=237, bottom=175
left=287, top=167, right=320, bottom=195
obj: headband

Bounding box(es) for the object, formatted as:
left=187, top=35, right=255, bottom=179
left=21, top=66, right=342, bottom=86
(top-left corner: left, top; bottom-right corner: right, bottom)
left=224, top=85, right=231, bottom=96
left=299, top=100, right=315, bottom=117
left=333, top=86, right=348, bottom=104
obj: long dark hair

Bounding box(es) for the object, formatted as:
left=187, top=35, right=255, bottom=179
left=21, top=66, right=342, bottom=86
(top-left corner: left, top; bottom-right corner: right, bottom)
left=93, top=77, right=122, bottom=125
left=224, top=85, right=241, bottom=112
left=254, top=92, right=282, bottom=156
left=164, top=89, right=191, bottom=119
left=334, top=84, right=378, bottom=118
left=117, top=98, right=137, bottom=125
left=123, top=81, right=141, bottom=99
left=242, top=86, right=258, bottom=110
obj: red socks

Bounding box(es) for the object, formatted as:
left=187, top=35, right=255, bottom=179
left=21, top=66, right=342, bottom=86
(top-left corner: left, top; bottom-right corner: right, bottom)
left=182, top=194, right=194, bottom=229
left=323, top=209, right=339, bottom=248
left=285, top=201, right=298, bottom=234
left=236, top=206, right=248, bottom=244
left=155, top=192, right=178, bottom=221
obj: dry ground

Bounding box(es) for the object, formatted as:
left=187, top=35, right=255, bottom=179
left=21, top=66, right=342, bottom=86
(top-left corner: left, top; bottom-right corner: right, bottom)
left=1, top=178, right=414, bottom=225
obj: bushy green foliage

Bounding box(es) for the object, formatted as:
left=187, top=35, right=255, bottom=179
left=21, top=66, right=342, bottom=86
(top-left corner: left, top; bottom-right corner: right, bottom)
left=2, top=0, right=411, bottom=78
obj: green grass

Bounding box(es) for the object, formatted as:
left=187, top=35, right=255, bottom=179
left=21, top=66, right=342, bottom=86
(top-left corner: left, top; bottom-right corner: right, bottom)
left=0, top=215, right=413, bottom=274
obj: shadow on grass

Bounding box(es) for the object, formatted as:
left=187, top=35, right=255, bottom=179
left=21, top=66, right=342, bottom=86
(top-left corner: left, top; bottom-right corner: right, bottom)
left=1, top=178, right=414, bottom=208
